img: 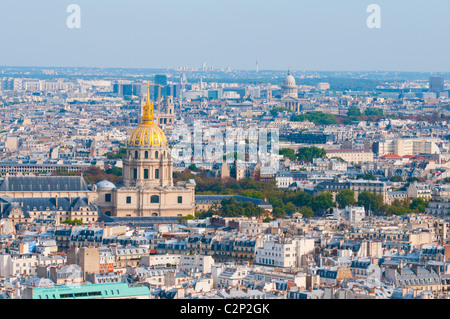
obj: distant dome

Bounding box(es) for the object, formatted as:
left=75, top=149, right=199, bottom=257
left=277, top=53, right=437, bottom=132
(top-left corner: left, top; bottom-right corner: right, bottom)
left=282, top=70, right=296, bottom=88
left=96, top=179, right=116, bottom=190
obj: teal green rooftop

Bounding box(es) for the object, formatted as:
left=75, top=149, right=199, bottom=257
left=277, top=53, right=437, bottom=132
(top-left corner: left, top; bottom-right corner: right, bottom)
left=27, top=282, right=150, bottom=299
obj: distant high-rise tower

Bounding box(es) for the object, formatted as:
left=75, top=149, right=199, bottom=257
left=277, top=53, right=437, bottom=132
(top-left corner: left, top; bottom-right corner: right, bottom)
left=429, top=76, right=444, bottom=93
left=154, top=74, right=169, bottom=100
left=154, top=75, right=168, bottom=86
left=256, top=61, right=259, bottom=73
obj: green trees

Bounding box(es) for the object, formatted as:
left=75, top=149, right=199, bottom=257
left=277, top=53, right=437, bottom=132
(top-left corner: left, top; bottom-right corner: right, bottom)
left=280, top=146, right=328, bottom=163
left=298, top=206, right=314, bottom=218
left=291, top=191, right=312, bottom=207
left=220, top=197, right=265, bottom=218
left=291, top=111, right=338, bottom=125
left=357, top=191, right=384, bottom=214
left=364, top=108, right=383, bottom=116
left=390, top=175, right=404, bottom=182
left=336, top=189, right=356, bottom=208
left=185, top=168, right=430, bottom=220
left=285, top=202, right=297, bottom=215
left=407, top=177, right=420, bottom=183
left=296, top=146, right=327, bottom=163
left=62, top=218, right=83, bottom=226
left=270, top=107, right=292, bottom=116
left=347, top=105, right=361, bottom=117
left=379, top=197, right=429, bottom=216
left=310, top=192, right=335, bottom=214
left=272, top=207, right=286, bottom=219
left=55, top=165, right=122, bottom=185
left=356, top=173, right=377, bottom=181
left=279, top=148, right=297, bottom=161
left=188, top=164, right=199, bottom=172
left=105, top=166, right=122, bottom=177
left=80, top=166, right=122, bottom=185
left=179, top=214, right=196, bottom=223
left=240, top=189, right=265, bottom=200
left=105, top=147, right=127, bottom=159
left=409, top=198, right=428, bottom=213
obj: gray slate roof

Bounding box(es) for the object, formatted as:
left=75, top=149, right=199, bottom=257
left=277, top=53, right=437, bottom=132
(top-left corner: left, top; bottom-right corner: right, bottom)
left=0, top=196, right=98, bottom=218
left=0, top=176, right=88, bottom=192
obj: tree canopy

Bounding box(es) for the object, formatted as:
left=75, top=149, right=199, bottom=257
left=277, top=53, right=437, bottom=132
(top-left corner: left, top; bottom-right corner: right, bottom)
left=336, top=189, right=356, bottom=208
left=347, top=105, right=361, bottom=117
left=358, top=191, right=384, bottom=214
left=390, top=175, right=404, bottom=182
left=176, top=169, right=428, bottom=220
left=296, top=146, right=327, bottom=163
left=270, top=107, right=293, bottom=116
left=291, top=111, right=338, bottom=125
left=105, top=147, right=127, bottom=159
left=279, top=148, right=297, bottom=161
left=364, top=108, right=384, bottom=116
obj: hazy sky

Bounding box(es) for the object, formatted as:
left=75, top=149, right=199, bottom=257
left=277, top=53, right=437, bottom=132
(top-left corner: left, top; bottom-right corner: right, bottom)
left=1, top=0, right=449, bottom=72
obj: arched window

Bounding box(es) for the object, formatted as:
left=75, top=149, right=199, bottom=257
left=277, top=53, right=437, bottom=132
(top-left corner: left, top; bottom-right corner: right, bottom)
left=152, top=213, right=158, bottom=216
left=151, top=195, right=159, bottom=203
left=144, top=169, right=149, bottom=179
left=155, top=169, right=159, bottom=179
left=145, top=151, right=148, bottom=159
left=135, top=151, right=139, bottom=159
left=155, top=151, right=158, bottom=159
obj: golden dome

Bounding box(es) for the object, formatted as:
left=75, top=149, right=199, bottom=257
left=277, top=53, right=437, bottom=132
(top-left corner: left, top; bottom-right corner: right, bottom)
left=128, top=123, right=168, bottom=147
left=127, top=85, right=168, bottom=148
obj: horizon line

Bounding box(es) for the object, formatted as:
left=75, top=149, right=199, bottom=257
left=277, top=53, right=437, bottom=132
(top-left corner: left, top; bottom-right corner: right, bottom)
left=0, top=65, right=449, bottom=75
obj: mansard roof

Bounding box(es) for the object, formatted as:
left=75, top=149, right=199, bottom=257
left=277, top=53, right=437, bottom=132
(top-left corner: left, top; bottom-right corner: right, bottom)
left=0, top=176, right=88, bottom=192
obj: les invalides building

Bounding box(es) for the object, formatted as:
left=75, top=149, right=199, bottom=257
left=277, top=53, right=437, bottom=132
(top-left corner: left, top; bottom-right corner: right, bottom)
left=95, top=87, right=195, bottom=218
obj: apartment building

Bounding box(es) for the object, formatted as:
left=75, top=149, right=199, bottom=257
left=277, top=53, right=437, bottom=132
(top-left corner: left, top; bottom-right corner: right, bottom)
left=0, top=253, right=39, bottom=277
left=315, top=180, right=388, bottom=202
left=325, top=149, right=374, bottom=164
left=255, top=235, right=314, bottom=268
left=408, top=182, right=432, bottom=200
left=375, top=139, right=440, bottom=157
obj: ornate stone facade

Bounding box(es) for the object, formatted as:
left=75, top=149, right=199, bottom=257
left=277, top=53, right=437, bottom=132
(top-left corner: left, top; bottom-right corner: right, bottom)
left=95, top=87, right=195, bottom=218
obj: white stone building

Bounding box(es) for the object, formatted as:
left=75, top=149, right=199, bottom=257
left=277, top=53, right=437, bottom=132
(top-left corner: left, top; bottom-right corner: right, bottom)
left=255, top=235, right=314, bottom=268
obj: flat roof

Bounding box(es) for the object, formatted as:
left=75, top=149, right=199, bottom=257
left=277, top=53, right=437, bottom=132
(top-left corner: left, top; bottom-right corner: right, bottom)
left=29, top=282, right=150, bottom=299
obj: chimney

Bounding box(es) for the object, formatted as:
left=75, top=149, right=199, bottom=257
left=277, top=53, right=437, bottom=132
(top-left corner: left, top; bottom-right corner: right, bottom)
left=412, top=263, right=419, bottom=274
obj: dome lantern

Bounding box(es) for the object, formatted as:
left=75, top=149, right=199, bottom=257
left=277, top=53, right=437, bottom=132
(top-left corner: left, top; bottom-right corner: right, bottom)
left=127, top=85, right=168, bottom=148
